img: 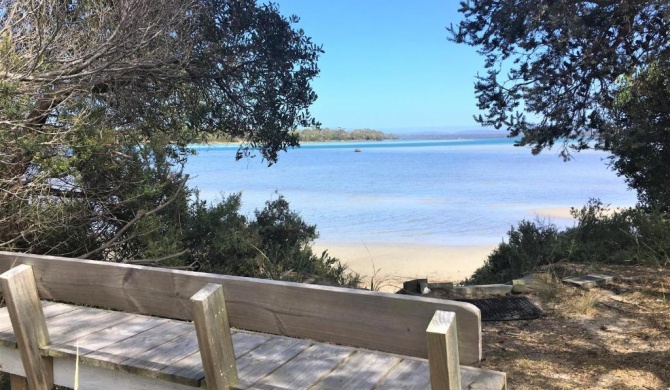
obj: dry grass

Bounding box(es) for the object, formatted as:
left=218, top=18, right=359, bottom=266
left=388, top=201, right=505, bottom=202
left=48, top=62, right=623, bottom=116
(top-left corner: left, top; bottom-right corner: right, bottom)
left=471, top=263, right=670, bottom=390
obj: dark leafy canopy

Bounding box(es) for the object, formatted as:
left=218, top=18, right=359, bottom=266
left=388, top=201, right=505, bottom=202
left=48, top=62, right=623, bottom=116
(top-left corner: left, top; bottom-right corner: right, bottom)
left=0, top=0, right=322, bottom=258
left=449, top=1, right=670, bottom=207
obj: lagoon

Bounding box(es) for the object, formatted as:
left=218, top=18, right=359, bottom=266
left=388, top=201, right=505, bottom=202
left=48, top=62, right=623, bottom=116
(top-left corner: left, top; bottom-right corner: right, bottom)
left=186, top=138, right=637, bottom=284
left=187, top=138, right=635, bottom=245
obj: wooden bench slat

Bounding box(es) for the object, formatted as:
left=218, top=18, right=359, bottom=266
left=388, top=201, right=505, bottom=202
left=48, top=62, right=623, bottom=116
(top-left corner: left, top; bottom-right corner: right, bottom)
left=121, top=329, right=199, bottom=370
left=48, top=310, right=135, bottom=348
left=158, top=350, right=205, bottom=385
left=236, top=337, right=311, bottom=389
left=253, top=343, right=352, bottom=389
left=313, top=350, right=400, bottom=390
left=82, top=321, right=191, bottom=367
left=232, top=331, right=272, bottom=358
left=0, top=302, right=79, bottom=349
left=117, top=330, right=201, bottom=386
left=46, top=315, right=168, bottom=357
left=376, top=359, right=431, bottom=390
left=157, top=331, right=272, bottom=384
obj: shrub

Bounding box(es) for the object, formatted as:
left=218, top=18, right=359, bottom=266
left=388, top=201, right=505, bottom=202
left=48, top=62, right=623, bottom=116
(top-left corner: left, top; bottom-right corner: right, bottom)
left=465, top=219, right=563, bottom=284
left=465, top=199, right=670, bottom=285
left=184, top=193, right=360, bottom=287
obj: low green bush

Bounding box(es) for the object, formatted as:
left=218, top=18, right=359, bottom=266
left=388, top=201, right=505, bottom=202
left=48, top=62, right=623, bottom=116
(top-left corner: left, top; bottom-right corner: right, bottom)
left=184, top=193, right=360, bottom=287
left=465, top=199, right=670, bottom=285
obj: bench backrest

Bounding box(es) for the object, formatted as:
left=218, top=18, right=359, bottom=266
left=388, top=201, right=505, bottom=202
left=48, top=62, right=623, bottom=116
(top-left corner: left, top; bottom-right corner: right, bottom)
left=0, top=251, right=482, bottom=364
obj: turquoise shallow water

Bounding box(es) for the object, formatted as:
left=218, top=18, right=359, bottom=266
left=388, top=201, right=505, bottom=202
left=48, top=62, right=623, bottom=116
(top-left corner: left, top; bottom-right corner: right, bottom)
left=185, top=138, right=637, bottom=246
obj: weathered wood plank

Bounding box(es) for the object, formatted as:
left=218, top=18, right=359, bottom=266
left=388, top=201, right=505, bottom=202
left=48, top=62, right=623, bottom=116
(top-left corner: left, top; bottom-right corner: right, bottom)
left=235, top=337, right=311, bottom=389
left=0, top=302, right=79, bottom=349
left=82, top=321, right=191, bottom=369
left=158, top=330, right=271, bottom=384
left=46, top=314, right=168, bottom=358
left=231, top=331, right=272, bottom=358
left=313, top=350, right=400, bottom=390
left=254, top=343, right=352, bottom=389
left=0, top=265, right=53, bottom=390
left=0, top=303, right=79, bottom=335
left=0, top=251, right=482, bottom=363
left=158, top=351, right=205, bottom=385
left=377, top=358, right=507, bottom=390
left=461, top=366, right=507, bottom=390
left=0, top=346, right=197, bottom=390
left=375, top=359, right=431, bottom=390
left=118, top=329, right=200, bottom=385
left=51, top=355, right=198, bottom=390
left=426, top=310, right=461, bottom=390
left=48, top=310, right=134, bottom=348
left=40, top=302, right=80, bottom=319
left=191, top=283, right=238, bottom=389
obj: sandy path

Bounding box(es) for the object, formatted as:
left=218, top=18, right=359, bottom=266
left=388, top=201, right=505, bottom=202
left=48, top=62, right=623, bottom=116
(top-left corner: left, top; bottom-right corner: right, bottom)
left=313, top=241, right=497, bottom=292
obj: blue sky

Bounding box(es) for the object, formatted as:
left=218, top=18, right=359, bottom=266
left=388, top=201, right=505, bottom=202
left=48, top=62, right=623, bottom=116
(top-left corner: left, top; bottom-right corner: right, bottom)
left=274, top=0, right=488, bottom=131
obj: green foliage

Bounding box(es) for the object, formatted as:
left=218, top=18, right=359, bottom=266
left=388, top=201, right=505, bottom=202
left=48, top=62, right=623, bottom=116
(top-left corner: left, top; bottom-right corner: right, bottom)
left=607, top=60, right=670, bottom=210
left=0, top=0, right=324, bottom=264
left=465, top=200, right=670, bottom=284
left=465, top=219, right=562, bottom=284
left=450, top=1, right=670, bottom=208
left=184, top=194, right=359, bottom=287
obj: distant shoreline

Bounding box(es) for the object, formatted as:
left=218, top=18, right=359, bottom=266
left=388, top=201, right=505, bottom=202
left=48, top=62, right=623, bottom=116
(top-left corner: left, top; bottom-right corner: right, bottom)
left=193, top=133, right=512, bottom=148
left=196, top=128, right=511, bottom=147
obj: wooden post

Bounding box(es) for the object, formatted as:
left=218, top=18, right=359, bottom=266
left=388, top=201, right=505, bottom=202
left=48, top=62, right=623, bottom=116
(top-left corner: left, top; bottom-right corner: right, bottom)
left=191, top=283, right=238, bottom=389
left=426, top=310, right=461, bottom=390
left=0, top=264, right=53, bottom=390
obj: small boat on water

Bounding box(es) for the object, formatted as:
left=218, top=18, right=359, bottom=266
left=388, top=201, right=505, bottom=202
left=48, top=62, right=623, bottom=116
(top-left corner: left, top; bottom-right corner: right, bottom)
left=354, top=148, right=362, bottom=152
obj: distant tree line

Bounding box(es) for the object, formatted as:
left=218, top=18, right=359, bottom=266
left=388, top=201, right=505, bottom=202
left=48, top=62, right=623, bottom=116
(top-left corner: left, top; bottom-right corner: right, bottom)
left=293, top=128, right=397, bottom=142
left=205, top=128, right=396, bottom=144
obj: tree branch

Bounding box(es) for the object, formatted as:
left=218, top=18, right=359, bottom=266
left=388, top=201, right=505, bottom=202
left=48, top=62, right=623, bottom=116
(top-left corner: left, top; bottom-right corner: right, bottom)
left=78, top=175, right=189, bottom=259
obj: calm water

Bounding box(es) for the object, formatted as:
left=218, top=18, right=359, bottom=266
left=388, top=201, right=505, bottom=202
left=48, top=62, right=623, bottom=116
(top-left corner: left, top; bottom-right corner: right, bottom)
left=186, top=138, right=637, bottom=246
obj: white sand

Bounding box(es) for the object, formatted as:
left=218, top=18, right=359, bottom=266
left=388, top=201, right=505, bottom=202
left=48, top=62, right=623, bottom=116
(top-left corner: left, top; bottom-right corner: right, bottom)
left=530, top=207, right=576, bottom=219
left=313, top=241, right=497, bottom=292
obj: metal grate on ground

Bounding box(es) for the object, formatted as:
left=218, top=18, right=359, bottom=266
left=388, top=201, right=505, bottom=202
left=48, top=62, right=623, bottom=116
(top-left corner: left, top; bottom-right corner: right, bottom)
left=456, top=296, right=544, bottom=321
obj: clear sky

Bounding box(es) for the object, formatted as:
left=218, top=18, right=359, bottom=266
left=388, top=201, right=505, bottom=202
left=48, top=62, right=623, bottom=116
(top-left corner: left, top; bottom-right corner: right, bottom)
left=274, top=0, right=488, bottom=131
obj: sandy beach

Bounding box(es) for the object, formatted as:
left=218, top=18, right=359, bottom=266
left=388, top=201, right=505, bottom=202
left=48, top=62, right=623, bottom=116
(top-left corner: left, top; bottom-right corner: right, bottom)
left=313, top=207, right=584, bottom=292
left=313, top=241, right=497, bottom=292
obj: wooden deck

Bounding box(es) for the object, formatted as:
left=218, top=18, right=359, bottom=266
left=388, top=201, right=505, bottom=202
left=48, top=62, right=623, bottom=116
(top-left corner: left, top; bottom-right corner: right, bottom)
left=0, top=301, right=505, bottom=389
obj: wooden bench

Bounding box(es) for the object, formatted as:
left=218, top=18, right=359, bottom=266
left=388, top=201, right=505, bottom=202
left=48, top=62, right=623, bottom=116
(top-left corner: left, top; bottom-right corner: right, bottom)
left=0, top=251, right=506, bottom=389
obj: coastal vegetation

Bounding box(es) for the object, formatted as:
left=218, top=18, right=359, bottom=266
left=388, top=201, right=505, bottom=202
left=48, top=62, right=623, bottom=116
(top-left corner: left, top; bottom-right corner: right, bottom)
left=453, top=1, right=670, bottom=282
left=293, top=127, right=397, bottom=142
left=451, top=0, right=670, bottom=209
left=465, top=200, right=670, bottom=284
left=206, top=127, right=396, bottom=143
left=0, top=0, right=356, bottom=286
